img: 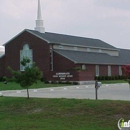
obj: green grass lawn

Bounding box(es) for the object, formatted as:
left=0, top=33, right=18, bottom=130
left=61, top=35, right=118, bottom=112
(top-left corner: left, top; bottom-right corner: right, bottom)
left=0, top=82, right=72, bottom=91
left=0, top=97, right=129, bottom=130
left=99, top=80, right=127, bottom=84
left=0, top=80, right=127, bottom=91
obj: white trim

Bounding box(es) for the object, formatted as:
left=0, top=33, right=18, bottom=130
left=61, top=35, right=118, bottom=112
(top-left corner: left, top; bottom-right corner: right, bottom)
left=87, top=48, right=90, bottom=52
left=82, top=64, right=86, bottom=70
left=3, top=29, right=26, bottom=46
left=74, top=47, right=78, bottom=50
left=108, top=65, right=111, bottom=76
left=3, top=29, right=50, bottom=46
left=99, top=49, right=102, bottom=52
left=59, top=45, right=63, bottom=49
left=51, top=42, right=119, bottom=51
left=27, top=30, right=50, bottom=43
left=50, top=48, right=53, bottom=71
left=95, top=65, right=99, bottom=76
left=119, top=66, right=122, bottom=76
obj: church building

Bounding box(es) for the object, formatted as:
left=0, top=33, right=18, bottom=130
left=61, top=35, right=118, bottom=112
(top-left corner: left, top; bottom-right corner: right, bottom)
left=0, top=0, right=130, bottom=84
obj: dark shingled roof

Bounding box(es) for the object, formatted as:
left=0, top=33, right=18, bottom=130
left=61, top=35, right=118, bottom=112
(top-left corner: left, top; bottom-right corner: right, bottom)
left=54, top=49, right=130, bottom=65
left=27, top=30, right=117, bottom=49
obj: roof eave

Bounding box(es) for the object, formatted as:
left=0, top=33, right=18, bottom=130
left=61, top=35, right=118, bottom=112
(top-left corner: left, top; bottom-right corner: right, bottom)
left=49, top=42, right=119, bottom=51
left=75, top=62, right=126, bottom=65
left=3, top=29, right=50, bottom=46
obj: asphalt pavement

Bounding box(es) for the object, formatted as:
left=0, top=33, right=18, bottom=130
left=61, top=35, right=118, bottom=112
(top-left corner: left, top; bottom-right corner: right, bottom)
left=1, top=83, right=130, bottom=100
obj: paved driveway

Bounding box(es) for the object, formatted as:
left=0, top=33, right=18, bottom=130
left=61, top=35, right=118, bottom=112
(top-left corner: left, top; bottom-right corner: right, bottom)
left=1, top=83, right=130, bottom=100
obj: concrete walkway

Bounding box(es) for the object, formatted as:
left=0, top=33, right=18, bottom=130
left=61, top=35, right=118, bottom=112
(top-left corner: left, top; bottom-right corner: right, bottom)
left=1, top=83, right=130, bottom=100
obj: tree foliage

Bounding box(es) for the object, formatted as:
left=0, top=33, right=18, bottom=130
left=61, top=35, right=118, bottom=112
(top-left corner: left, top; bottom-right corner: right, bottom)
left=8, top=58, right=42, bottom=99
left=122, top=65, right=130, bottom=86
left=121, top=65, right=130, bottom=100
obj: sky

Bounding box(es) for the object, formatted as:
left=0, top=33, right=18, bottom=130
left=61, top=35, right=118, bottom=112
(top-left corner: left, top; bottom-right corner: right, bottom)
left=0, top=0, right=130, bottom=49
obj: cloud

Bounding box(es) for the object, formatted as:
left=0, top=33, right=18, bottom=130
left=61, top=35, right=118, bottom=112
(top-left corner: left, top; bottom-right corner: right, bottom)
left=0, top=0, right=130, bottom=49
left=0, top=0, right=36, bottom=20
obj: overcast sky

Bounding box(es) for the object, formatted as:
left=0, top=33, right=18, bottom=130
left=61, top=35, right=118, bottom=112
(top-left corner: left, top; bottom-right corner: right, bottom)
left=0, top=0, right=130, bottom=49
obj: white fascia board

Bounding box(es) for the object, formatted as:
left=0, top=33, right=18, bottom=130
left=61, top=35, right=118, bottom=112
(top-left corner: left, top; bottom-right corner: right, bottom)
left=3, top=29, right=27, bottom=46
left=27, top=30, right=50, bottom=43
left=50, top=42, right=118, bottom=51
left=3, top=29, right=50, bottom=46
left=76, top=62, right=125, bottom=65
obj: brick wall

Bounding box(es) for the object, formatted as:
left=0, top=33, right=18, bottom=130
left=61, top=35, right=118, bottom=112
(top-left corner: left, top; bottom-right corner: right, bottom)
left=46, top=71, right=94, bottom=81
left=0, top=30, right=123, bottom=80
left=53, top=51, right=75, bottom=71
left=0, top=56, right=5, bottom=77
left=111, top=65, right=119, bottom=76
left=4, top=30, right=50, bottom=77
left=99, top=65, right=108, bottom=76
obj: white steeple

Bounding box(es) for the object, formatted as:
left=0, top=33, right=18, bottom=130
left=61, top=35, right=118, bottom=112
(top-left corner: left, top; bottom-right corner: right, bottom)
left=35, top=0, right=45, bottom=33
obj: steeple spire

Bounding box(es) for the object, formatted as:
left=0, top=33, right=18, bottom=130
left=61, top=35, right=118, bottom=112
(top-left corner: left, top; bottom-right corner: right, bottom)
left=35, top=0, right=45, bottom=33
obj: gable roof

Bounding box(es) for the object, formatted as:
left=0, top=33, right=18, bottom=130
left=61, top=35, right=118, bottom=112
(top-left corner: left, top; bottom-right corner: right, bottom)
left=3, top=29, right=117, bottom=50
left=54, top=49, right=130, bottom=65
left=27, top=29, right=117, bottom=50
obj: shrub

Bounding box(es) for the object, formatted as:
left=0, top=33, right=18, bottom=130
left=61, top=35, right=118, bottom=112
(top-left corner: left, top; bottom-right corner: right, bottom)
left=58, top=81, right=62, bottom=84
left=0, top=77, right=3, bottom=82
left=7, top=77, right=15, bottom=82
left=74, top=67, right=82, bottom=71
left=105, top=76, right=108, bottom=80
left=100, top=76, right=104, bottom=80
left=73, top=82, right=79, bottom=85
left=44, top=80, right=49, bottom=84
left=65, top=81, right=71, bottom=84
left=51, top=81, right=57, bottom=84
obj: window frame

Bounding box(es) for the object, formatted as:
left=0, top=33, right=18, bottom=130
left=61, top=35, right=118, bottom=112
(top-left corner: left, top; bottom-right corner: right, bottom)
left=119, top=66, right=122, bottom=76
left=108, top=65, right=111, bottom=76
left=20, top=44, right=33, bottom=71
left=95, top=65, right=99, bottom=76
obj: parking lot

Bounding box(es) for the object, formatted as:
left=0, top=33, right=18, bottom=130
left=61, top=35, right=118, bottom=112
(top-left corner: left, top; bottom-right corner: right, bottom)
left=1, top=83, right=130, bottom=100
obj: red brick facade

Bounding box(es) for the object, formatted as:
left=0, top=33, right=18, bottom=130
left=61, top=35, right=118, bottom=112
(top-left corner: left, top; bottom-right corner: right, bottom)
left=53, top=51, right=75, bottom=71
left=0, top=30, right=123, bottom=81
left=4, top=31, right=50, bottom=77
left=0, top=56, right=5, bottom=77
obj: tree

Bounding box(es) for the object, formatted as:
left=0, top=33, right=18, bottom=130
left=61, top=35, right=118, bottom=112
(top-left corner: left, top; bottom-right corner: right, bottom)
left=8, top=58, right=42, bottom=99
left=122, top=65, right=130, bottom=97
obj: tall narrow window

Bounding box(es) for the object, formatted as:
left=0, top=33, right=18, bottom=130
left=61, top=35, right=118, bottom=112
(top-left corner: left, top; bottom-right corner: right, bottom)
left=82, top=65, right=86, bottom=70
left=59, top=45, right=63, bottom=49
left=74, top=47, right=78, bottom=50
left=108, top=65, right=111, bottom=76
left=50, top=49, right=53, bottom=71
left=119, top=66, right=122, bottom=76
left=87, top=48, right=90, bottom=52
left=20, top=44, right=33, bottom=71
left=95, top=65, right=99, bottom=76
left=99, top=49, right=102, bottom=52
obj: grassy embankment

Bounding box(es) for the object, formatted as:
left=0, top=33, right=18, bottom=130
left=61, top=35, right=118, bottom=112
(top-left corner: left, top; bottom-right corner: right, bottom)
left=0, top=97, right=129, bottom=130
left=0, top=81, right=72, bottom=91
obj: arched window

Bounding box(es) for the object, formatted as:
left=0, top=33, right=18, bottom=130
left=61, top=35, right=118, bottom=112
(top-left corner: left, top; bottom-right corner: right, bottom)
left=82, top=65, right=86, bottom=70
left=23, top=44, right=29, bottom=50
left=20, top=44, right=33, bottom=71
